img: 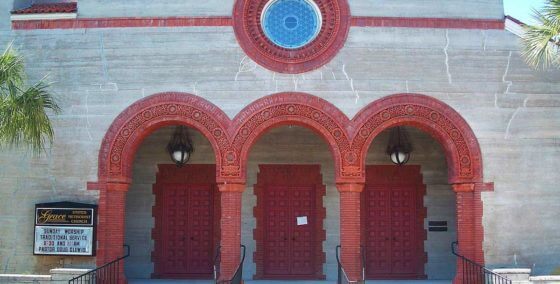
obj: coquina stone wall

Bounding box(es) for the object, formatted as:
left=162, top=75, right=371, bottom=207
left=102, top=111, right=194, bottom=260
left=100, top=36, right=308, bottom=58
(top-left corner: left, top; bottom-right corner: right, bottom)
left=0, top=0, right=559, bottom=277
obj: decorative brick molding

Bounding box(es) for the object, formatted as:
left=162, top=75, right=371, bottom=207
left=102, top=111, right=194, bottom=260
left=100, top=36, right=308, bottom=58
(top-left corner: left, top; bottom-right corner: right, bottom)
left=351, top=93, right=483, bottom=184
left=230, top=92, right=351, bottom=183
left=253, top=165, right=326, bottom=279
left=97, top=92, right=230, bottom=184
left=232, top=0, right=351, bottom=73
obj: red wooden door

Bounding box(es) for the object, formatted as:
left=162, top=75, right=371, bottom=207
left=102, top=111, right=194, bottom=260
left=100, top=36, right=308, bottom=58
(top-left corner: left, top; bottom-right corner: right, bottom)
left=363, top=165, right=426, bottom=279
left=264, top=185, right=316, bottom=277
left=153, top=164, right=217, bottom=279
left=255, top=165, right=325, bottom=280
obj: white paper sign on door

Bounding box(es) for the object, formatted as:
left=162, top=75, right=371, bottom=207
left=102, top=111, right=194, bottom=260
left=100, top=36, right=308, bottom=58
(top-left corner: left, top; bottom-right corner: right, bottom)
left=296, top=216, right=308, bottom=225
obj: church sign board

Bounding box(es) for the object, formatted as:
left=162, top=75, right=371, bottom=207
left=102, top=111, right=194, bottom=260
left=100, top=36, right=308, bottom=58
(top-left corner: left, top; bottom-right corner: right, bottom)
left=33, top=202, right=97, bottom=256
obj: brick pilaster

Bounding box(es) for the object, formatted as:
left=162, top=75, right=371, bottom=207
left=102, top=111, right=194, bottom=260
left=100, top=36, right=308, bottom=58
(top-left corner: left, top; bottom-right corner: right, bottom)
left=337, top=183, right=364, bottom=282
left=218, top=183, right=245, bottom=281
left=96, top=182, right=129, bottom=284
left=453, top=183, right=485, bottom=284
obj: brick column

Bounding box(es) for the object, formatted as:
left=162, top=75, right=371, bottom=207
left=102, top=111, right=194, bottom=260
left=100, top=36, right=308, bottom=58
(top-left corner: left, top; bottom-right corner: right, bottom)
left=218, top=183, right=245, bottom=281
left=337, top=183, right=364, bottom=282
left=453, top=183, right=485, bottom=284
left=96, top=182, right=128, bottom=284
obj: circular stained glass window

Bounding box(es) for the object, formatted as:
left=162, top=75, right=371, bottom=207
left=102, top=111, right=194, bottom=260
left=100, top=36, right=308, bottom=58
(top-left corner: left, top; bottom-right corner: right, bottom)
left=261, top=0, right=322, bottom=49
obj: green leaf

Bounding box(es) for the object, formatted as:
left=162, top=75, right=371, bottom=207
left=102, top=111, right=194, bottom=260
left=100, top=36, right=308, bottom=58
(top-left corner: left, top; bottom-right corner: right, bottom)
left=0, top=44, right=61, bottom=155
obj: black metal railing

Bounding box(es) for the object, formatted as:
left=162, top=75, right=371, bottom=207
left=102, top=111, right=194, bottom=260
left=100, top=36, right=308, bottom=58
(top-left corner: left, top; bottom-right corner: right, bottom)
left=452, top=242, right=511, bottom=284
left=69, top=245, right=130, bottom=284
left=336, top=245, right=365, bottom=284
left=214, top=244, right=246, bottom=284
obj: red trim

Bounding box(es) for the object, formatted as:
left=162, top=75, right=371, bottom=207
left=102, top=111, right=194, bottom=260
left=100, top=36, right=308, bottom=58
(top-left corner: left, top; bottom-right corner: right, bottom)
left=11, top=16, right=503, bottom=31
left=351, top=17, right=504, bottom=29
left=86, top=182, right=99, bottom=191
left=253, top=165, right=326, bottom=280
left=12, top=16, right=232, bottom=30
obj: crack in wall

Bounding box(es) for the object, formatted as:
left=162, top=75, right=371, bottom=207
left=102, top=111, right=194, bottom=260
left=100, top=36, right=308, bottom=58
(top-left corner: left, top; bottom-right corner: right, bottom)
left=482, top=30, right=487, bottom=51
left=100, top=32, right=109, bottom=82
left=495, top=51, right=514, bottom=109
left=444, top=30, right=453, bottom=84
left=235, top=55, right=257, bottom=81
left=505, top=96, right=529, bottom=140
left=342, top=64, right=360, bottom=104
left=85, top=90, right=93, bottom=141
left=503, top=51, right=513, bottom=95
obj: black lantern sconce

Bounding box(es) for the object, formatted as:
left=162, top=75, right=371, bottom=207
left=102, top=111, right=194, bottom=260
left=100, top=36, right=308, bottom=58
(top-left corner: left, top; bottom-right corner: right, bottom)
left=166, top=126, right=194, bottom=167
left=386, top=126, right=412, bottom=165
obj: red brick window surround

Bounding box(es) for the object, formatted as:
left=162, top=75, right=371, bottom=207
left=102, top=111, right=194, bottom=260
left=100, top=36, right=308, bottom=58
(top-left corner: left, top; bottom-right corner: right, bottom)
left=233, top=0, right=351, bottom=74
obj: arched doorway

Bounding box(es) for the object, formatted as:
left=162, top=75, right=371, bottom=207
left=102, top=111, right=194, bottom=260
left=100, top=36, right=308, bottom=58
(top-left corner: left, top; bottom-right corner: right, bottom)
left=350, top=94, right=491, bottom=283
left=95, top=92, right=229, bottom=281
left=123, top=126, right=219, bottom=279
left=362, top=126, right=457, bottom=280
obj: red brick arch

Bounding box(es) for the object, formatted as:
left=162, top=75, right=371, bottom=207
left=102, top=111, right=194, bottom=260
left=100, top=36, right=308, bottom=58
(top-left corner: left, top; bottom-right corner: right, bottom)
left=350, top=93, right=483, bottom=184
left=227, top=92, right=352, bottom=183
left=97, top=92, right=231, bottom=184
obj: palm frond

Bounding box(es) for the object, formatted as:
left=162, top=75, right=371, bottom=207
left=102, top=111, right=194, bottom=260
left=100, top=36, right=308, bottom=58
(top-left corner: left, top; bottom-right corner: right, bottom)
left=522, top=6, right=560, bottom=69
left=0, top=43, right=25, bottom=90
left=0, top=80, right=61, bottom=154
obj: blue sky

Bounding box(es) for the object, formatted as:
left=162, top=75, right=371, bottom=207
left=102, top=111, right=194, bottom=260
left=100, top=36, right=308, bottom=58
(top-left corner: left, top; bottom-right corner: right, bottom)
left=504, top=0, right=546, bottom=24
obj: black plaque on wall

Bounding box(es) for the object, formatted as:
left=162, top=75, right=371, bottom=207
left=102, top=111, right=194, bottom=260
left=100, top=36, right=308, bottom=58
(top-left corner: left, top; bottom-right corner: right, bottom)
left=33, top=202, right=97, bottom=256
left=428, top=221, right=448, bottom=232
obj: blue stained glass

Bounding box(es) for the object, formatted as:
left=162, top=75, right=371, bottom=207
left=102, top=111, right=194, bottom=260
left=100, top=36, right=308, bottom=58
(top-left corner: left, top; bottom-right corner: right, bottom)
left=261, top=0, right=322, bottom=49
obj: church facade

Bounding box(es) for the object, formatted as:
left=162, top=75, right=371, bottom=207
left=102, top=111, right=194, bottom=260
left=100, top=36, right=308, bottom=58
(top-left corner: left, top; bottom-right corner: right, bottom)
left=0, top=0, right=559, bottom=283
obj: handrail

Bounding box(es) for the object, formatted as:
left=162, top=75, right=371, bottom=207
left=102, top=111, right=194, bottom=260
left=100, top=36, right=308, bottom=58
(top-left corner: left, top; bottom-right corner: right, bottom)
left=214, top=244, right=246, bottom=284
left=452, top=242, right=512, bottom=284
left=336, top=245, right=365, bottom=284
left=69, top=245, right=130, bottom=284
